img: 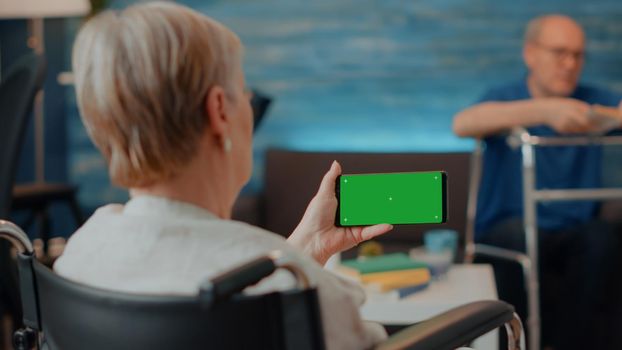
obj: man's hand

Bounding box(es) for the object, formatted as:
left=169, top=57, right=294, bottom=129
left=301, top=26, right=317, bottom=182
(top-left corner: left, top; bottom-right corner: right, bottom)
left=287, top=161, right=393, bottom=266
left=540, top=97, right=593, bottom=134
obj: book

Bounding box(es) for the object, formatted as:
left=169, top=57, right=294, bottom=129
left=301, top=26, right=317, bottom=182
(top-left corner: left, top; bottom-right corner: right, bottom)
left=337, top=253, right=431, bottom=292
left=366, top=280, right=430, bottom=299
left=357, top=268, right=431, bottom=284
left=395, top=282, right=430, bottom=298
left=364, top=269, right=431, bottom=292
left=339, top=253, right=429, bottom=275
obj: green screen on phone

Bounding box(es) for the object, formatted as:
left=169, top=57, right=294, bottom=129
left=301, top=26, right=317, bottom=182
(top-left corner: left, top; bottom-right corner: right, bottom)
left=336, top=171, right=446, bottom=226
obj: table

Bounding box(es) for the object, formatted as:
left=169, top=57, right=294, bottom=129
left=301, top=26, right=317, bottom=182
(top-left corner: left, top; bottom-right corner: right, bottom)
left=360, top=264, right=499, bottom=350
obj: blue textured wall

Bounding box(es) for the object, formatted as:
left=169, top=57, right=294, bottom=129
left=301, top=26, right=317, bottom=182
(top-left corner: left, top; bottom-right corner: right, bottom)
left=68, top=0, right=622, bottom=209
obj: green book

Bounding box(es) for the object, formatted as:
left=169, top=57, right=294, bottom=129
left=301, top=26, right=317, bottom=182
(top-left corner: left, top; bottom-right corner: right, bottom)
left=341, top=253, right=428, bottom=275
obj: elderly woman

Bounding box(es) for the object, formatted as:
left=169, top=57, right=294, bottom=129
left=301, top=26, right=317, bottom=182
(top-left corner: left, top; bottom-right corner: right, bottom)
left=54, top=2, right=393, bottom=349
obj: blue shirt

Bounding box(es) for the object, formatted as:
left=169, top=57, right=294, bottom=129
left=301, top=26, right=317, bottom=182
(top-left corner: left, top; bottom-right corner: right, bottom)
left=475, top=79, right=621, bottom=239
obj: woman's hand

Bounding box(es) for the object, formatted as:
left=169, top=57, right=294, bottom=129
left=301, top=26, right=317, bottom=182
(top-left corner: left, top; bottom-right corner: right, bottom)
left=287, top=161, right=393, bottom=266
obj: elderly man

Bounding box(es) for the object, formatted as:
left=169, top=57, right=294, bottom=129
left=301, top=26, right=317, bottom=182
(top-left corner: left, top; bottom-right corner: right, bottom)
left=453, top=15, right=621, bottom=349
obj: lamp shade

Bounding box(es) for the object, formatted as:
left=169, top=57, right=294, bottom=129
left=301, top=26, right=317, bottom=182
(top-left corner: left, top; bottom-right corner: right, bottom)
left=0, top=0, right=90, bottom=19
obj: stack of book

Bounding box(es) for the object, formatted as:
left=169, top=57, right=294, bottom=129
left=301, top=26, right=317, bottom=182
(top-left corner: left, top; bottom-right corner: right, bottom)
left=337, top=253, right=431, bottom=298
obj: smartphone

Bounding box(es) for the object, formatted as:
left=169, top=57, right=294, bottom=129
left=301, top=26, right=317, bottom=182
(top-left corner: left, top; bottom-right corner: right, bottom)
left=335, top=171, right=447, bottom=226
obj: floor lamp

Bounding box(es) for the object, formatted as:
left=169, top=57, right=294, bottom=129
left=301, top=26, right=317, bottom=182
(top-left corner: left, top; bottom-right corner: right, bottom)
left=0, top=0, right=91, bottom=183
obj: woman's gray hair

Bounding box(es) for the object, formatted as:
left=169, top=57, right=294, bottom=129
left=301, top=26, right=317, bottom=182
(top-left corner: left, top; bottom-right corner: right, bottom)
left=72, top=2, right=242, bottom=187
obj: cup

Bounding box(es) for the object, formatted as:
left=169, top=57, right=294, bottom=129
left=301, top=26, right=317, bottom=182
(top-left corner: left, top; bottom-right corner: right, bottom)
left=413, top=229, right=458, bottom=279
left=424, top=229, right=458, bottom=261
left=409, top=247, right=452, bottom=279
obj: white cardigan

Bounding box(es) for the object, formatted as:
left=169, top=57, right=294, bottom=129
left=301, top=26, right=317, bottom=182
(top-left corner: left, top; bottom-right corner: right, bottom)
left=55, top=195, right=386, bottom=350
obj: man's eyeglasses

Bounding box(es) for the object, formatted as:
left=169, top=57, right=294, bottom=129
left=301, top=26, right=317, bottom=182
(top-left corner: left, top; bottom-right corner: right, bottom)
left=534, top=42, right=585, bottom=62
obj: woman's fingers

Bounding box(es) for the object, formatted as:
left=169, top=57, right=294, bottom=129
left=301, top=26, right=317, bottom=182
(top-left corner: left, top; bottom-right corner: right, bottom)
left=316, top=160, right=341, bottom=198
left=358, top=224, right=393, bottom=241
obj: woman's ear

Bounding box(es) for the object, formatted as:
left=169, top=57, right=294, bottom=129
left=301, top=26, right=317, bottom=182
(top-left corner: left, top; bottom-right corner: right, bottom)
left=204, top=85, right=229, bottom=137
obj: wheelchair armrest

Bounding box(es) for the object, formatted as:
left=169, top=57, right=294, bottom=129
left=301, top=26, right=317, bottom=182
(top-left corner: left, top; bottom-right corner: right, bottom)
left=199, top=251, right=312, bottom=307
left=199, top=255, right=277, bottom=306
left=374, top=300, right=516, bottom=350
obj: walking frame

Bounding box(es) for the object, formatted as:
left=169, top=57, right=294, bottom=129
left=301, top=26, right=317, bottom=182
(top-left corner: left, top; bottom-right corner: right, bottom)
left=464, top=127, right=622, bottom=350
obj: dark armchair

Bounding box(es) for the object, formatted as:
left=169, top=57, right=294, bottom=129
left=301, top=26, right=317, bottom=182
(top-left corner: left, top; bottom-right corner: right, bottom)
left=0, top=220, right=522, bottom=350
left=0, top=53, right=46, bottom=346
left=1, top=53, right=84, bottom=261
